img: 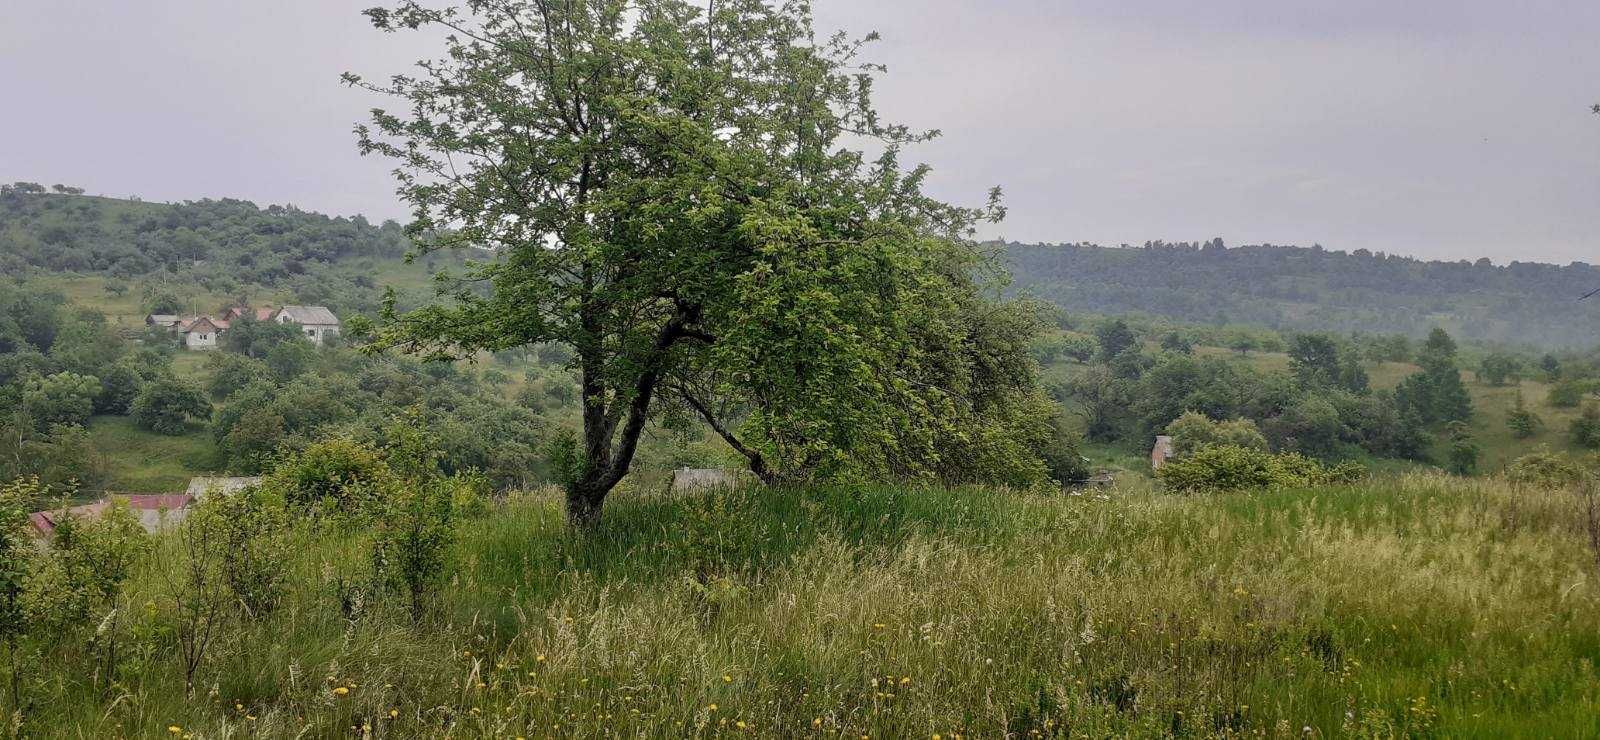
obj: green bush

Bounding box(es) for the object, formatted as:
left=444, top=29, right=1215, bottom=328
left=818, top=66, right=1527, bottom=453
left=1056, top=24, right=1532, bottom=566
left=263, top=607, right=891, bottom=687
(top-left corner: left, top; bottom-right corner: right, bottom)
left=263, top=437, right=394, bottom=516
left=1157, top=445, right=1364, bottom=493
left=193, top=485, right=294, bottom=616
left=1505, top=450, right=1589, bottom=489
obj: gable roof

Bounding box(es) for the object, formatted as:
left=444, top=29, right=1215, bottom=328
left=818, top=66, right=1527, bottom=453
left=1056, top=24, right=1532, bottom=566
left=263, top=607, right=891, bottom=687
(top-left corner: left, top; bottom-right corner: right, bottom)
left=182, top=316, right=221, bottom=334
left=276, top=305, right=340, bottom=325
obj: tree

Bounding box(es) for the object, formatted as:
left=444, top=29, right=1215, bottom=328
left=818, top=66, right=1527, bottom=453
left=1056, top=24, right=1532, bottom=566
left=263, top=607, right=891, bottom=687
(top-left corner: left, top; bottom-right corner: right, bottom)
left=21, top=372, right=99, bottom=429
left=1095, top=319, right=1138, bottom=361
left=1396, top=327, right=1472, bottom=425
left=1507, top=392, right=1543, bottom=440
left=219, top=317, right=305, bottom=359
left=352, top=1, right=1005, bottom=525
left=1160, top=331, right=1194, bottom=355
left=1288, top=334, right=1341, bottom=388
left=1538, top=354, right=1561, bottom=382
left=130, top=378, right=209, bottom=435
left=1164, top=411, right=1267, bottom=457
left=1445, top=421, right=1480, bottom=475
left=1478, top=353, right=1522, bottom=387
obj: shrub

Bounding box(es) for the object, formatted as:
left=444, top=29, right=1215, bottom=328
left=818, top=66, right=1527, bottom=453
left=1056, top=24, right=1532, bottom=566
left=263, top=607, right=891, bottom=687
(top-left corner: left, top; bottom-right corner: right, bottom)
left=1157, top=445, right=1363, bottom=493
left=196, top=485, right=293, bottom=616
left=21, top=502, right=150, bottom=639
left=1506, top=450, right=1589, bottom=489
left=263, top=438, right=394, bottom=517
left=1571, top=403, right=1600, bottom=450
left=1165, top=412, right=1268, bottom=458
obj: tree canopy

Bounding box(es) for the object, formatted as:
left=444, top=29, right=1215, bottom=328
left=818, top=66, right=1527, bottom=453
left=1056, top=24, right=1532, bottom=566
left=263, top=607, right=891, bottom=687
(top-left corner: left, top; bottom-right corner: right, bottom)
left=351, top=0, right=1036, bottom=525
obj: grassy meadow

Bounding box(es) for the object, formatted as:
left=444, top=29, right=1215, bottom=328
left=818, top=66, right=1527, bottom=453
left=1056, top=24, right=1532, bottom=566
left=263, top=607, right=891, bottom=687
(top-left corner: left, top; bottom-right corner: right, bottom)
left=20, top=474, right=1600, bottom=738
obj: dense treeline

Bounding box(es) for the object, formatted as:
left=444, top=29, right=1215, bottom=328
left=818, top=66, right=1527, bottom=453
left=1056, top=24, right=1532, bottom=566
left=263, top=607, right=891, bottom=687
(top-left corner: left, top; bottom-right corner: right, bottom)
left=1004, top=239, right=1600, bottom=348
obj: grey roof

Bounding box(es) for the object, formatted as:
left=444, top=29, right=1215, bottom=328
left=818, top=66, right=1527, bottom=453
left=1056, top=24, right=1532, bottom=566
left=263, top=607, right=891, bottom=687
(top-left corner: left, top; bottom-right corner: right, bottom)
left=276, top=305, right=340, bottom=326
left=146, top=314, right=179, bottom=324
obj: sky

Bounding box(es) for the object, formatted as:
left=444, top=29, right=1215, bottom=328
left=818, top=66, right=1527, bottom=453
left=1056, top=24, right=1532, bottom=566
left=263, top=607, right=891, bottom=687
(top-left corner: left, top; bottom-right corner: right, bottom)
left=2, top=0, right=1597, bottom=264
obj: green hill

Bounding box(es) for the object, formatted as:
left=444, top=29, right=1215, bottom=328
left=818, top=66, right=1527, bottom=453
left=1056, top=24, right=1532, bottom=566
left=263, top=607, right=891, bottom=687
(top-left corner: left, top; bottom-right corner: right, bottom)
left=0, top=188, right=459, bottom=322
left=1003, top=240, right=1600, bottom=349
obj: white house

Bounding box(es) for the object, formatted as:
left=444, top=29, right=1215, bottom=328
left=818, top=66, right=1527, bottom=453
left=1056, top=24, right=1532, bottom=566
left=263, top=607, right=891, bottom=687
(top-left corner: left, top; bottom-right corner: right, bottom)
left=274, top=305, right=341, bottom=346
left=178, top=316, right=224, bottom=350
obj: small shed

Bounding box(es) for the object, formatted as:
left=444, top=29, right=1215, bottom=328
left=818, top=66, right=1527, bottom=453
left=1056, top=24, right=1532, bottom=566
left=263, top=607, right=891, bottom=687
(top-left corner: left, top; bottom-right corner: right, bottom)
left=145, top=314, right=180, bottom=329
left=1150, top=435, right=1175, bottom=471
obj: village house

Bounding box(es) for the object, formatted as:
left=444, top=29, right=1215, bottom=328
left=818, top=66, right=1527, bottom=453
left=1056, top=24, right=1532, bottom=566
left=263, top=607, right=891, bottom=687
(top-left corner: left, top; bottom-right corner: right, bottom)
left=176, top=315, right=225, bottom=350
left=274, top=305, right=341, bottom=345
left=143, top=304, right=340, bottom=350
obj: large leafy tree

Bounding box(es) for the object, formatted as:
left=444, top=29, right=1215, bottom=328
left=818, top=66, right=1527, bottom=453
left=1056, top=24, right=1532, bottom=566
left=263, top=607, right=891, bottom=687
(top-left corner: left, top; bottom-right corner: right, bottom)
left=349, top=0, right=1004, bottom=525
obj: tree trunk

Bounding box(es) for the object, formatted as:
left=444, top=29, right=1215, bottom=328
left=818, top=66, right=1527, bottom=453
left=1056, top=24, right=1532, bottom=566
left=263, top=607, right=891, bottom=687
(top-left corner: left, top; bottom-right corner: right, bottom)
left=566, top=480, right=607, bottom=529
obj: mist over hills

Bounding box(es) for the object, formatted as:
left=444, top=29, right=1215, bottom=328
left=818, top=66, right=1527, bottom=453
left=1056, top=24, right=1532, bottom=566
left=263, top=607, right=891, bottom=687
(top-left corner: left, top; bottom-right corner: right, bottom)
left=1003, top=240, right=1600, bottom=349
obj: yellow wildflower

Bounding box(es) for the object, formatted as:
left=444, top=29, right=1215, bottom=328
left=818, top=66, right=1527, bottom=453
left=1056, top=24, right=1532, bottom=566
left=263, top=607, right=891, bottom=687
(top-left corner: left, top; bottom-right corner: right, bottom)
left=390, top=709, right=400, bottom=718
left=167, top=727, right=182, bottom=735
left=723, top=674, right=733, bottom=683
left=737, top=721, right=748, bottom=729
left=333, top=686, right=350, bottom=696
left=708, top=703, right=718, bottom=712
left=537, top=654, right=547, bottom=662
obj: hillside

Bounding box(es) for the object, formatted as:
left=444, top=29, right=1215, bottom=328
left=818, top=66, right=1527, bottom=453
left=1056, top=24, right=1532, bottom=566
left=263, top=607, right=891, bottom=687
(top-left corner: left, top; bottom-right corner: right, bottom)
left=1003, top=240, right=1600, bottom=349
left=0, top=188, right=457, bottom=322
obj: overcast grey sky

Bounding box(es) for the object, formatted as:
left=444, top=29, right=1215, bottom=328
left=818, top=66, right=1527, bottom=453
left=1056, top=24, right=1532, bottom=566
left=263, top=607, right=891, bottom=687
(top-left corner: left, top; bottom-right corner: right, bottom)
left=3, top=1, right=1597, bottom=263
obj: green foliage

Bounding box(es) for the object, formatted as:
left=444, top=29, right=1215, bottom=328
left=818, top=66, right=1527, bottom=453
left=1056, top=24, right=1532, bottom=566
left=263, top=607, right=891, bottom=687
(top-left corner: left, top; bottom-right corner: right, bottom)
left=1570, top=403, right=1600, bottom=450
left=219, top=317, right=305, bottom=360
left=262, top=437, right=393, bottom=517
left=1164, top=412, right=1268, bottom=457
left=129, top=377, right=209, bottom=435
left=21, top=501, right=150, bottom=638
left=21, top=371, right=99, bottom=429
left=1094, top=319, right=1138, bottom=361
left=1548, top=379, right=1596, bottom=409
left=201, top=352, right=270, bottom=400
left=1395, top=328, right=1473, bottom=426
left=193, top=486, right=293, bottom=617
left=1507, top=392, right=1543, bottom=439
left=1478, top=353, right=1523, bottom=386
left=354, top=0, right=1015, bottom=521
left=1505, top=449, right=1589, bottom=488
left=1445, top=422, right=1481, bottom=475
left=1157, top=445, right=1364, bottom=493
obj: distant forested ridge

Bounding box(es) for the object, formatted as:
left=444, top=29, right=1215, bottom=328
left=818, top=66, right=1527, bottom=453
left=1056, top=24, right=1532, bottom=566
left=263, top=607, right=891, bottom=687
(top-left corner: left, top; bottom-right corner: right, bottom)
left=0, top=185, right=409, bottom=282
left=1003, top=240, right=1600, bottom=349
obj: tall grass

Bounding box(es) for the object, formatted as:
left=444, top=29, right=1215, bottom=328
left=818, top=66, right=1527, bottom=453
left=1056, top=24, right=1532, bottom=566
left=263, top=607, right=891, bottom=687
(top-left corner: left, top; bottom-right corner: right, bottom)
left=17, top=474, right=1600, bottom=737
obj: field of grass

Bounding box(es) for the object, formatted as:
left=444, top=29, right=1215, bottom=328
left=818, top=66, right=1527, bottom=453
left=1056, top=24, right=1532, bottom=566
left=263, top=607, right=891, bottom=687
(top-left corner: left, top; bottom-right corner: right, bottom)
left=17, top=475, right=1600, bottom=737
left=85, top=416, right=221, bottom=493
